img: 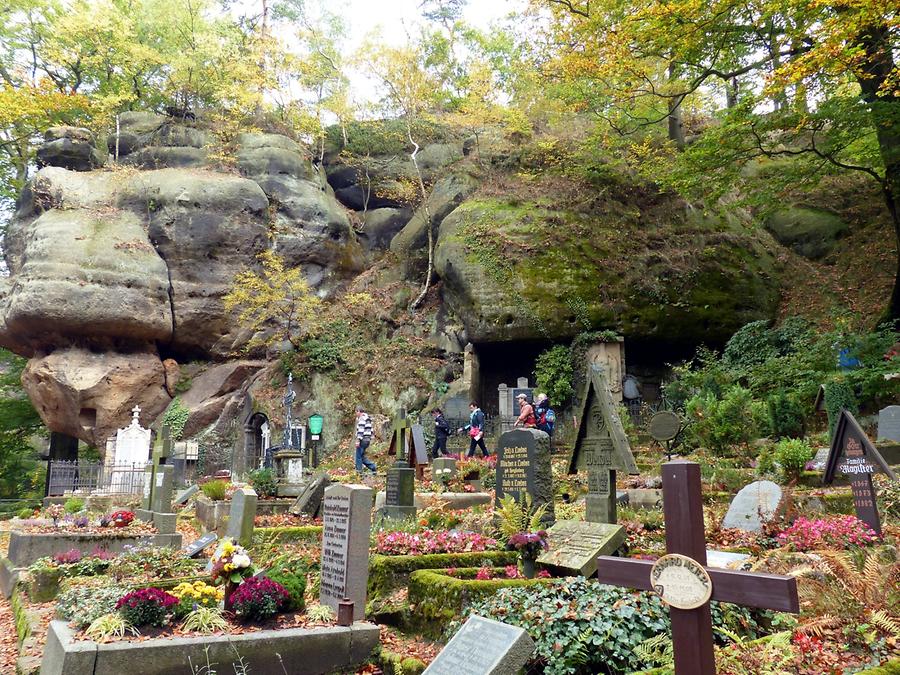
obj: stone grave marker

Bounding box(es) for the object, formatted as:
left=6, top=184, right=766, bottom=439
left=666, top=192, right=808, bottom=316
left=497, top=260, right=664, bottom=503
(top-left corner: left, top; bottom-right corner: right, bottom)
left=495, top=428, right=554, bottom=525
left=705, top=549, right=751, bottom=569
left=184, top=532, right=218, bottom=558
left=567, top=364, right=638, bottom=524
left=432, top=457, right=457, bottom=486
left=722, top=480, right=782, bottom=533
left=536, top=520, right=625, bottom=577
left=173, top=483, right=199, bottom=507
left=384, top=464, right=416, bottom=520
left=410, top=423, right=429, bottom=478
left=810, top=447, right=830, bottom=472
left=289, top=471, right=331, bottom=517
left=596, top=461, right=799, bottom=675
left=423, top=615, right=534, bottom=675
left=823, top=409, right=897, bottom=536
left=225, top=487, right=257, bottom=547
left=110, top=406, right=151, bottom=491
left=319, top=483, right=373, bottom=621
left=877, top=405, right=900, bottom=442
left=136, top=428, right=178, bottom=534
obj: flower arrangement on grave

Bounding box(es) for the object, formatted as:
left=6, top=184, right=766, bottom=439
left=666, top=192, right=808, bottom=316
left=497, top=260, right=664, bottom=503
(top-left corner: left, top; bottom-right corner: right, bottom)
left=45, top=503, right=65, bottom=526
left=228, top=576, right=289, bottom=622
left=374, top=529, right=497, bottom=556
left=115, top=587, right=178, bottom=627
left=776, top=515, right=879, bottom=551
left=170, top=580, right=224, bottom=618
left=508, top=530, right=549, bottom=578
left=210, top=538, right=254, bottom=605
left=109, top=510, right=135, bottom=528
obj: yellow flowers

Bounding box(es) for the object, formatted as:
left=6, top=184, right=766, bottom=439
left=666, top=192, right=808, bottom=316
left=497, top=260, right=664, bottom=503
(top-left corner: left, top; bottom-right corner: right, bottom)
left=171, top=581, right=224, bottom=605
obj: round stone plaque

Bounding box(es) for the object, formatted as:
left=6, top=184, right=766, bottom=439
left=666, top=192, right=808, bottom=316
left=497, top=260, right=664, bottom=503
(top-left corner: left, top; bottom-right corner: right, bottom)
left=650, top=553, right=712, bottom=610
left=649, top=411, right=681, bottom=442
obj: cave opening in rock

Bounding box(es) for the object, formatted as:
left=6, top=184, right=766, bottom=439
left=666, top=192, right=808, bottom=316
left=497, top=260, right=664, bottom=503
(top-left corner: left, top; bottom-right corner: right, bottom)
left=472, top=340, right=550, bottom=417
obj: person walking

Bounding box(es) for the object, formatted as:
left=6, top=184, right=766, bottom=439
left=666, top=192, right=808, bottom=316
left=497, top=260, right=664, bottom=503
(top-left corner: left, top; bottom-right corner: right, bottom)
left=431, top=408, right=450, bottom=458
left=461, top=402, right=490, bottom=458
left=513, top=393, right=537, bottom=428
left=354, top=405, right=377, bottom=475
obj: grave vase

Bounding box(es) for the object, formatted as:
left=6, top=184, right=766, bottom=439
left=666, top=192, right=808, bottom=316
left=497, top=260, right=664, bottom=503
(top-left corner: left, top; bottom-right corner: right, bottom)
left=521, top=553, right=537, bottom=579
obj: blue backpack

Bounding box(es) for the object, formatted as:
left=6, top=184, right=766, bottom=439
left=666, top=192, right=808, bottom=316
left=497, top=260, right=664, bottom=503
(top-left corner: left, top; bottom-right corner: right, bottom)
left=540, top=408, right=556, bottom=434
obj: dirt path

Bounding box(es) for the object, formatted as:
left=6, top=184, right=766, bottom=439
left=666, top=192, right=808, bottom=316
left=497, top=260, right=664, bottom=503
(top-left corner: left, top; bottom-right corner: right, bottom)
left=0, top=594, right=19, bottom=673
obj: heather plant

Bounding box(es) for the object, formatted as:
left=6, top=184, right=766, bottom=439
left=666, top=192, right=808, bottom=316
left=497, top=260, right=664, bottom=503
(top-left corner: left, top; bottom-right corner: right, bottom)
left=229, top=576, right=289, bottom=622
left=116, top=588, right=178, bottom=627
left=777, top=515, right=879, bottom=551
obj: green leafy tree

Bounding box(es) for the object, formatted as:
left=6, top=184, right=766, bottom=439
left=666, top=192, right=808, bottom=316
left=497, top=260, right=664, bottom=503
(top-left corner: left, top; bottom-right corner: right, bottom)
left=0, top=349, right=44, bottom=499
left=534, top=344, right=575, bottom=407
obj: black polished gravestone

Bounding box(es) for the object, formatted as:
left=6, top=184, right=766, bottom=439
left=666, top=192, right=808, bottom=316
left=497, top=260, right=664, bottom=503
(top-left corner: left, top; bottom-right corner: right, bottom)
left=423, top=615, right=534, bottom=675
left=495, top=428, right=554, bottom=525
left=568, top=365, right=638, bottom=524
left=184, top=532, right=218, bottom=558
left=823, top=409, right=897, bottom=537
left=384, top=464, right=416, bottom=520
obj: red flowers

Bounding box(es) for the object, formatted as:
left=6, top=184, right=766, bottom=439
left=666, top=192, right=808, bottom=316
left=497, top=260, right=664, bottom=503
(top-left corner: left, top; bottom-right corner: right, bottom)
left=229, top=576, right=289, bottom=622
left=374, top=529, right=497, bottom=555
left=116, top=587, right=178, bottom=627
left=109, top=510, right=135, bottom=527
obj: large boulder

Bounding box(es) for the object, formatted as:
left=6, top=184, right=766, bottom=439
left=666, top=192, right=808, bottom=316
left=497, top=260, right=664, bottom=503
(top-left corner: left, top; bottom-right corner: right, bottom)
left=21, top=348, right=176, bottom=447
left=36, top=127, right=106, bottom=171
left=360, top=207, right=413, bottom=250
left=764, top=207, right=849, bottom=259
left=434, top=198, right=780, bottom=345
left=110, top=112, right=210, bottom=168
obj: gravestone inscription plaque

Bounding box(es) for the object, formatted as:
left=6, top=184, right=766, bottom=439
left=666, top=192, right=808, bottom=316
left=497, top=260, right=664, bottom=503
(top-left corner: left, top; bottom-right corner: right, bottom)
left=495, top=428, right=554, bottom=525
left=184, top=532, right=218, bottom=558
left=536, top=520, right=625, bottom=577
left=319, top=483, right=372, bottom=621
left=423, top=615, right=534, bottom=675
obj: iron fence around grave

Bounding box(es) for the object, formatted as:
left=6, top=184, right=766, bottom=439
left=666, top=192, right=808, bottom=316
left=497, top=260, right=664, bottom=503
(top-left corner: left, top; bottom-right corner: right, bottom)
left=46, top=460, right=148, bottom=496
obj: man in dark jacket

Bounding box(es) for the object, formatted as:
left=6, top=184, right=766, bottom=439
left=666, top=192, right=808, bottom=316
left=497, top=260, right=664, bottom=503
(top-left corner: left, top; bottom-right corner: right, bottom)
left=431, top=408, right=450, bottom=458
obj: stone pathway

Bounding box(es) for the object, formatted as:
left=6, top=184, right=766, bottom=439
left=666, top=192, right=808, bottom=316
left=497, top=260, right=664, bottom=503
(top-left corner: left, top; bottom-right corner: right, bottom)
left=0, top=595, right=18, bottom=672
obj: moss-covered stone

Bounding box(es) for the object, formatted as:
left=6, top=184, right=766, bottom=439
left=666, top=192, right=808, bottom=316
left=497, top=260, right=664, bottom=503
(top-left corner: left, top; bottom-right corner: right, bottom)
left=434, top=198, right=780, bottom=344
left=765, top=207, right=849, bottom=260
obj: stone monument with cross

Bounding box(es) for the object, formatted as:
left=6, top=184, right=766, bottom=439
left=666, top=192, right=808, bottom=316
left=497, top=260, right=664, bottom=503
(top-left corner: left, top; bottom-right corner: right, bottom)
left=595, top=460, right=799, bottom=675
left=272, top=373, right=305, bottom=495
left=136, top=426, right=177, bottom=534
left=384, top=409, right=417, bottom=520
left=567, top=364, right=638, bottom=523
left=109, top=406, right=151, bottom=492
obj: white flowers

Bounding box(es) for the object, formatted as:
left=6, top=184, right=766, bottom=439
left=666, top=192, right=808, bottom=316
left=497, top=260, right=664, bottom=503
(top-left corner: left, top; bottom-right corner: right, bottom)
left=232, top=553, right=251, bottom=569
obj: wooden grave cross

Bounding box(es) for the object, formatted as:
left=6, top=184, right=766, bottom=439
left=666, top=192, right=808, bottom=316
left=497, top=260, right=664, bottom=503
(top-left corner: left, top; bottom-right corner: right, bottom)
left=388, top=409, right=412, bottom=464
left=595, top=460, right=799, bottom=674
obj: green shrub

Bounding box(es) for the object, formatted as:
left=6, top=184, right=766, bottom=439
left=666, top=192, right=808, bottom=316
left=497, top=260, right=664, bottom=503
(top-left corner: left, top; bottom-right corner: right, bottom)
left=63, top=498, right=84, bottom=514
left=724, top=320, right=778, bottom=370
left=773, top=438, right=815, bottom=481
left=685, top=386, right=758, bottom=454
left=248, top=468, right=278, bottom=498
left=534, top=344, right=575, bottom=407
left=57, top=584, right=130, bottom=629
left=767, top=391, right=804, bottom=438
left=161, top=398, right=190, bottom=441
left=200, top=480, right=228, bottom=501
left=265, top=555, right=309, bottom=611
left=824, top=378, right=858, bottom=438
left=17, top=507, right=32, bottom=519
left=253, top=525, right=323, bottom=544
left=463, top=578, right=773, bottom=675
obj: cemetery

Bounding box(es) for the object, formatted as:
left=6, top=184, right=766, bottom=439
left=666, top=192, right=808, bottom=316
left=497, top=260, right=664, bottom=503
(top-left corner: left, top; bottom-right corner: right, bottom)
left=0, top=1, right=899, bottom=673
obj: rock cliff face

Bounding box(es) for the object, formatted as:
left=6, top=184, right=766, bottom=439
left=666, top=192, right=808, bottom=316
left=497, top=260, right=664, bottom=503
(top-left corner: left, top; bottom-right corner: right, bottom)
left=1, top=115, right=784, bottom=448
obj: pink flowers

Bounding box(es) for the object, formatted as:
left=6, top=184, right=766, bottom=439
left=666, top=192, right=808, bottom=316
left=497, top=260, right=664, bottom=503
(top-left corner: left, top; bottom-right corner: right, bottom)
left=374, top=529, right=497, bottom=555
left=508, top=531, right=550, bottom=558
left=777, top=515, right=879, bottom=551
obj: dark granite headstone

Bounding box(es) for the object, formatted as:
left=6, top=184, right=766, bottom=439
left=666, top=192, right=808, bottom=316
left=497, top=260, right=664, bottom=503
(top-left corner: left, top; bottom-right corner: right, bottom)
left=567, top=365, right=638, bottom=523
left=423, top=615, right=534, bottom=675
left=384, top=465, right=416, bottom=520
left=495, top=428, right=554, bottom=525
left=319, top=483, right=372, bottom=621
left=184, top=532, right=218, bottom=558
left=289, top=472, right=331, bottom=517
left=411, top=424, right=429, bottom=465
left=824, top=410, right=897, bottom=536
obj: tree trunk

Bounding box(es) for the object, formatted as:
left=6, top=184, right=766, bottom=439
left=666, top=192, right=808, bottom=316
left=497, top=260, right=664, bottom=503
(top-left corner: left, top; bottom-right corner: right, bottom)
left=725, top=77, right=739, bottom=109
left=856, top=23, right=900, bottom=322
left=667, top=63, right=685, bottom=150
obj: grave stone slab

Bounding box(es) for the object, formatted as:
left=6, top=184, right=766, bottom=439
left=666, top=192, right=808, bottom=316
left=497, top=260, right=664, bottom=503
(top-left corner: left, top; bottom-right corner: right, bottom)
left=410, top=424, right=429, bottom=466
left=423, top=615, right=534, bottom=675
left=536, top=520, right=625, bottom=577
left=111, top=407, right=151, bottom=491
left=877, top=405, right=900, bottom=442
left=495, top=428, right=554, bottom=525
left=810, top=447, right=830, bottom=472
left=184, top=532, right=218, bottom=558
left=824, top=409, right=897, bottom=536
left=225, top=487, right=257, bottom=546
left=722, top=481, right=783, bottom=532
left=567, top=365, right=638, bottom=524
left=384, top=465, right=416, bottom=520
left=289, top=472, right=331, bottom=517
left=174, top=484, right=199, bottom=507
left=705, top=549, right=751, bottom=569
left=319, top=483, right=373, bottom=621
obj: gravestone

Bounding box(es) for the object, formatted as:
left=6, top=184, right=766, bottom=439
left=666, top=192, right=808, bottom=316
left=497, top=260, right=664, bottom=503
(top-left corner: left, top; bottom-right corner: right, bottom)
left=111, top=406, right=151, bottom=491
left=289, top=471, right=331, bottom=517
left=319, top=483, right=373, bottom=621
left=810, top=447, right=830, bottom=472
left=567, top=365, right=638, bottom=523
left=184, top=532, right=218, bottom=558
left=877, top=405, right=900, bottom=442
left=173, top=483, right=199, bottom=507
left=495, top=428, right=554, bottom=525
left=722, top=481, right=782, bottom=532
left=705, top=549, right=751, bottom=569
left=536, top=520, right=625, bottom=577
left=823, top=410, right=897, bottom=536
left=410, top=424, right=429, bottom=466
left=225, top=487, right=257, bottom=546
left=136, top=429, right=177, bottom=534
left=384, top=465, right=416, bottom=520
left=432, top=457, right=457, bottom=486
left=423, top=615, right=534, bottom=675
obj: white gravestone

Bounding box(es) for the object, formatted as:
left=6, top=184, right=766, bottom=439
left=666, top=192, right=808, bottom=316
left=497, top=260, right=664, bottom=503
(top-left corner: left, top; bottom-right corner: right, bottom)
left=722, top=481, right=783, bottom=532
left=877, top=406, right=900, bottom=442
left=111, top=407, right=151, bottom=491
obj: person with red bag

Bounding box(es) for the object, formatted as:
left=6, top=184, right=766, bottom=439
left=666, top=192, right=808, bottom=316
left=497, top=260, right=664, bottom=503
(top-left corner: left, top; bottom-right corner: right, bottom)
left=460, top=402, right=490, bottom=458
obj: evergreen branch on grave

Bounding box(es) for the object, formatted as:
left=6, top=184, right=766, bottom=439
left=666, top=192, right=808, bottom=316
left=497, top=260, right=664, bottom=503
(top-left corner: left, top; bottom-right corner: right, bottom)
left=252, top=525, right=323, bottom=544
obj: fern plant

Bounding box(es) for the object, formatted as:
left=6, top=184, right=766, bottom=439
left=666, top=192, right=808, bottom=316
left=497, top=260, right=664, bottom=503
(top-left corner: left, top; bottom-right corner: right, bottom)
left=714, top=628, right=794, bottom=675
left=495, top=494, right=548, bottom=544
left=634, top=633, right=674, bottom=669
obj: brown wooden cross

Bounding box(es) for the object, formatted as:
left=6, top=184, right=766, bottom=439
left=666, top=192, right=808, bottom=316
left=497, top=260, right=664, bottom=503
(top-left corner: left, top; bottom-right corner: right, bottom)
left=596, top=460, right=799, bottom=674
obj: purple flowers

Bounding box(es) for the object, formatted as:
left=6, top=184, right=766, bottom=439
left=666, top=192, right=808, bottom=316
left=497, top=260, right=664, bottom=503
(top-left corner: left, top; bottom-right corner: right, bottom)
left=777, top=515, right=879, bottom=551
left=375, top=529, right=497, bottom=555
left=116, top=587, right=179, bottom=627
left=53, top=549, right=83, bottom=565
left=229, top=576, right=289, bottom=622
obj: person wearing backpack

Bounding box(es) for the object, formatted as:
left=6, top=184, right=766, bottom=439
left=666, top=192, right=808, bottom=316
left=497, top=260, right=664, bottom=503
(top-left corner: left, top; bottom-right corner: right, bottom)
left=535, top=393, right=556, bottom=436
left=460, top=402, right=490, bottom=458
left=513, top=393, right=537, bottom=428
left=430, top=408, right=451, bottom=458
